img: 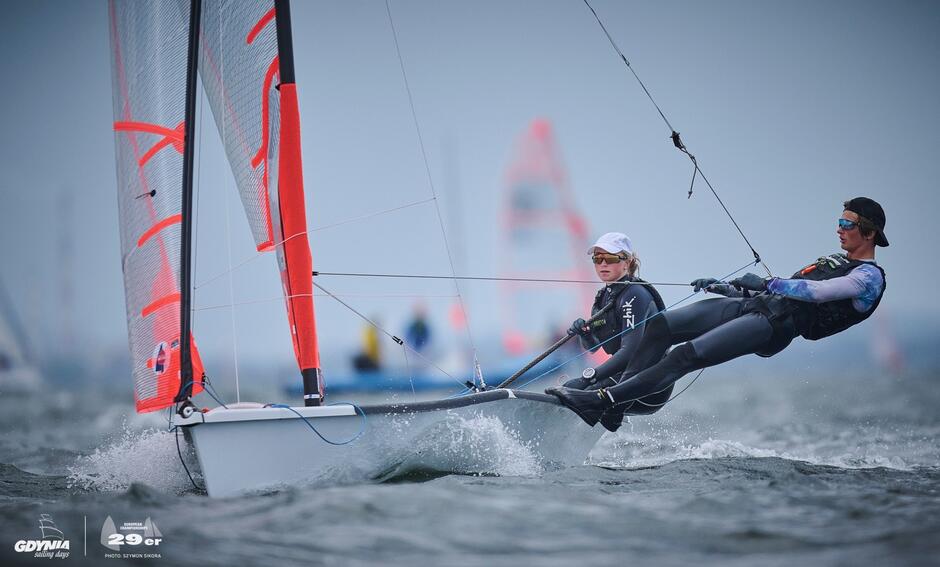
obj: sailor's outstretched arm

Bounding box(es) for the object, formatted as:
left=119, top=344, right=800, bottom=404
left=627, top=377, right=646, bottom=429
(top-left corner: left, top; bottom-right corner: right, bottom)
left=767, top=264, right=883, bottom=306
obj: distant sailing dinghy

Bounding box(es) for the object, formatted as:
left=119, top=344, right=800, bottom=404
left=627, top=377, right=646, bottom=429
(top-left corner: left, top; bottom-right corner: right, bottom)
left=0, top=278, right=41, bottom=394
left=109, top=0, right=601, bottom=497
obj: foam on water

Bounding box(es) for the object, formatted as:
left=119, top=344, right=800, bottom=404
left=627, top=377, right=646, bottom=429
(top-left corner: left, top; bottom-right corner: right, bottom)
left=379, top=412, right=542, bottom=480
left=66, top=424, right=196, bottom=494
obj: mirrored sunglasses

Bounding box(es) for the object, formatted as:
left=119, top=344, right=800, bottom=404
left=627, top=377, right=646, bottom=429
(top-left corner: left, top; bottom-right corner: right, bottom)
left=592, top=253, right=625, bottom=265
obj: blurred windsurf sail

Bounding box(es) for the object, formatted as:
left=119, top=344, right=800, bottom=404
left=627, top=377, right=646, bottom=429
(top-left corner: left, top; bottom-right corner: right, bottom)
left=499, top=119, right=594, bottom=355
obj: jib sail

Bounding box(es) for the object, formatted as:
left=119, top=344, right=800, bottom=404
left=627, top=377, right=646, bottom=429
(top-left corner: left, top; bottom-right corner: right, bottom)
left=198, top=0, right=322, bottom=403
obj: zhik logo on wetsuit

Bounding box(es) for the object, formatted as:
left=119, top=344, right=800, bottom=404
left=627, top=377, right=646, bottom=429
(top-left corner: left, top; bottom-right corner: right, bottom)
left=622, top=298, right=635, bottom=329
left=12, top=514, right=71, bottom=559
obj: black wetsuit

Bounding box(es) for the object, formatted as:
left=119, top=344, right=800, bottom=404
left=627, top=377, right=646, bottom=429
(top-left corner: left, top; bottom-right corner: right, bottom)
left=603, top=257, right=886, bottom=407
left=569, top=276, right=672, bottom=415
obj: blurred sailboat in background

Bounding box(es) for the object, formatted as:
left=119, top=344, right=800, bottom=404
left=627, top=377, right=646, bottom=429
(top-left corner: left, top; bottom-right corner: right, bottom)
left=0, top=277, right=41, bottom=394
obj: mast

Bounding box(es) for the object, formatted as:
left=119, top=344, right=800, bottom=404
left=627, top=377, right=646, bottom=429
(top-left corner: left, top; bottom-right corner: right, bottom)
left=176, top=0, right=203, bottom=402
left=274, top=0, right=323, bottom=406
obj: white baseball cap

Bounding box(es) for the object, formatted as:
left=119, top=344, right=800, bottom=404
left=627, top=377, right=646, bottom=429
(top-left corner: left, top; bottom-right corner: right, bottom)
left=588, top=232, right=634, bottom=256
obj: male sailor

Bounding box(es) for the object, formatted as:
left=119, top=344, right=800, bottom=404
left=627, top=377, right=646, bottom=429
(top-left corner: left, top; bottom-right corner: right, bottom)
left=549, top=198, right=888, bottom=430
left=546, top=232, right=669, bottom=432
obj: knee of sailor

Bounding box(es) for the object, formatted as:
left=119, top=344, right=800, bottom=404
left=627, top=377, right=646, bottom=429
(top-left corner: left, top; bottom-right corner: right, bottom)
left=666, top=341, right=702, bottom=367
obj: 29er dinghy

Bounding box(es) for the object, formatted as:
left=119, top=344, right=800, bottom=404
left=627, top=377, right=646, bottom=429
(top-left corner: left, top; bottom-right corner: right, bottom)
left=108, top=0, right=602, bottom=497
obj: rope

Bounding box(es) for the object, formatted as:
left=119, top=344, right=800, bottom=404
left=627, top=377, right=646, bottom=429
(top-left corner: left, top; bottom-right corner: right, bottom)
left=174, top=427, right=203, bottom=492
left=268, top=403, right=367, bottom=446
left=581, top=0, right=772, bottom=277
left=384, top=0, right=482, bottom=371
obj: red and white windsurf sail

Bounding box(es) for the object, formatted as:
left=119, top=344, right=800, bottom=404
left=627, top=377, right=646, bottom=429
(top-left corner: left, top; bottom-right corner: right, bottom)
left=109, top=0, right=204, bottom=413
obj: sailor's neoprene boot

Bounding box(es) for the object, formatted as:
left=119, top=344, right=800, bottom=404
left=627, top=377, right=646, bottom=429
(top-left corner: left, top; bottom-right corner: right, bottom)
left=548, top=387, right=614, bottom=427
left=599, top=408, right=625, bottom=432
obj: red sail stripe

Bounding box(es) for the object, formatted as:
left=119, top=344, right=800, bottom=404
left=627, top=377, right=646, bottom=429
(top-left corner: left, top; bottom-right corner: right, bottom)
left=141, top=293, right=181, bottom=318
left=250, top=56, right=279, bottom=169
left=246, top=7, right=276, bottom=45
left=137, top=214, right=182, bottom=248
left=115, top=121, right=186, bottom=166
left=114, top=120, right=183, bottom=139
left=250, top=56, right=280, bottom=250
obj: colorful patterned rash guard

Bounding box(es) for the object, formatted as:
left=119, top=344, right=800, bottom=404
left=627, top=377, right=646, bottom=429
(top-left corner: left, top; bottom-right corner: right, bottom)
left=767, top=261, right=883, bottom=312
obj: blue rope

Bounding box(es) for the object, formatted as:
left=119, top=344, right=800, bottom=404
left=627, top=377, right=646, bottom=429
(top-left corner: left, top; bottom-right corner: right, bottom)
left=268, top=402, right=367, bottom=446
left=507, top=261, right=758, bottom=392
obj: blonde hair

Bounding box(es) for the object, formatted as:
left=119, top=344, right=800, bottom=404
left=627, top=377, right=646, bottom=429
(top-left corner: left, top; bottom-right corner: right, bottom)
left=626, top=253, right=640, bottom=278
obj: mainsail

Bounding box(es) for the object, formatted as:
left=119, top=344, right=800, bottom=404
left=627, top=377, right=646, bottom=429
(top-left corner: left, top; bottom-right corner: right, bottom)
left=109, top=0, right=204, bottom=413
left=198, top=0, right=322, bottom=404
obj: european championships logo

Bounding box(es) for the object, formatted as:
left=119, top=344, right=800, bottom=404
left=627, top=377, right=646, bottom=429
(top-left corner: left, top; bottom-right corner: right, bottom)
left=100, top=516, right=163, bottom=559
left=12, top=514, right=71, bottom=559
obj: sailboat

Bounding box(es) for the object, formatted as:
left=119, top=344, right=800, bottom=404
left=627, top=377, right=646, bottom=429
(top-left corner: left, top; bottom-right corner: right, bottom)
left=109, top=0, right=602, bottom=497
left=0, top=277, right=41, bottom=394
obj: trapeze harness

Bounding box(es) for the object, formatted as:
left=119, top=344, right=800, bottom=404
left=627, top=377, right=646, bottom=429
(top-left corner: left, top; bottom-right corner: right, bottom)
left=588, top=276, right=667, bottom=355
left=746, top=253, right=887, bottom=356
left=588, top=276, right=672, bottom=415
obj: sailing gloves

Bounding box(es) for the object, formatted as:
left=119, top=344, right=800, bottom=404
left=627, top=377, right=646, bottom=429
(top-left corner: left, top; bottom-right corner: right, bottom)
left=730, top=273, right=769, bottom=292
left=691, top=277, right=733, bottom=296
left=691, top=278, right=718, bottom=292
left=567, top=318, right=591, bottom=337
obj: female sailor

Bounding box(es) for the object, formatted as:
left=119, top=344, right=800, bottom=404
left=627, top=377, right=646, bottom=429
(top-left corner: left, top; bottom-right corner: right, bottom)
left=546, top=232, right=669, bottom=431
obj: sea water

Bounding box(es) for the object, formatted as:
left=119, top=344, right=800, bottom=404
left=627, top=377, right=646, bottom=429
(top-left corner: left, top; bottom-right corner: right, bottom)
left=1, top=367, right=937, bottom=566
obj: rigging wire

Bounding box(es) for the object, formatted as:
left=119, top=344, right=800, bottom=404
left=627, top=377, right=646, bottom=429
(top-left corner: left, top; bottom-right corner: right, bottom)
left=384, top=0, right=482, bottom=381
left=313, top=280, right=470, bottom=389
left=314, top=270, right=699, bottom=287
left=581, top=0, right=772, bottom=277
left=217, top=11, right=242, bottom=405
left=191, top=292, right=460, bottom=313
left=193, top=197, right=435, bottom=290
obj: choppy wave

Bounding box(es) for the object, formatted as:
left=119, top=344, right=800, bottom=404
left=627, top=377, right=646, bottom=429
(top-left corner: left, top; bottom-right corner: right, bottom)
left=590, top=432, right=927, bottom=472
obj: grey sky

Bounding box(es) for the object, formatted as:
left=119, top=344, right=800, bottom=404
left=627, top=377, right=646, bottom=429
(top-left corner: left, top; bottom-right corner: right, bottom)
left=0, top=1, right=936, bottom=372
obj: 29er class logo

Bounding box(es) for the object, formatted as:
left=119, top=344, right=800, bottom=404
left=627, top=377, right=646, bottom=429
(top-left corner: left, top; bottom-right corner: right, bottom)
left=100, top=516, right=163, bottom=559
left=12, top=514, right=71, bottom=559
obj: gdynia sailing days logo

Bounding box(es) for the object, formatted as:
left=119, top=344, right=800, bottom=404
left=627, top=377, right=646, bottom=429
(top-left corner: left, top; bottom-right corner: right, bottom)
left=12, top=514, right=71, bottom=559
left=100, top=516, right=163, bottom=559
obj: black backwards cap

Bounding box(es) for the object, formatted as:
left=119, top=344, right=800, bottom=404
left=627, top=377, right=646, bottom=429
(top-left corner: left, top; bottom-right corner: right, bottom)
left=844, top=197, right=889, bottom=247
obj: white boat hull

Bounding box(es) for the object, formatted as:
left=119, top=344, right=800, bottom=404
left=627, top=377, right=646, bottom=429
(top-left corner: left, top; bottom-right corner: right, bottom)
left=173, top=390, right=603, bottom=498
